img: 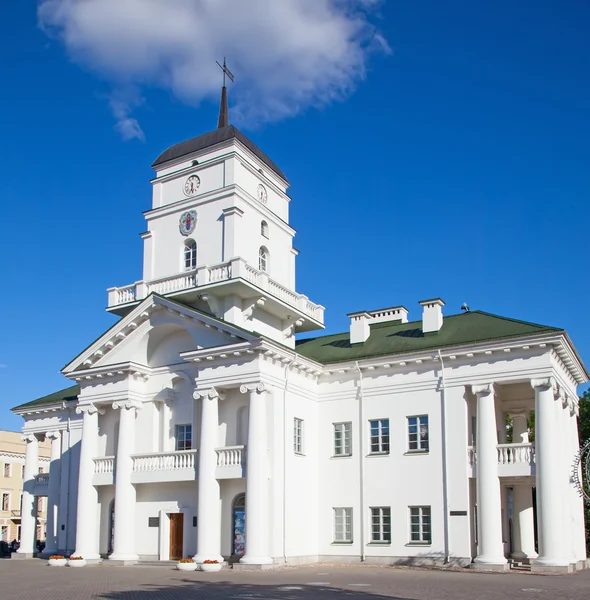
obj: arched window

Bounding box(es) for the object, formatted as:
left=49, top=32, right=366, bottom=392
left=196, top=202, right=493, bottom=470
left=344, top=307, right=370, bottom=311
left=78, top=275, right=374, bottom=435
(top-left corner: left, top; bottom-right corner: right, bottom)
left=184, top=239, right=197, bottom=270
left=261, top=220, right=269, bottom=238
left=259, top=246, right=269, bottom=272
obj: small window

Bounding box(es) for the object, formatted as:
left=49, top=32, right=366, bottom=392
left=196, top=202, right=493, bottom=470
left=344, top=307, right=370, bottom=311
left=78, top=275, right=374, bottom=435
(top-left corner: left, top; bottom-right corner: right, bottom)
left=369, top=419, right=389, bottom=454
left=259, top=246, right=269, bottom=272
left=1, top=493, right=10, bottom=511
left=333, top=507, right=353, bottom=543
left=184, top=239, right=197, bottom=270
left=408, top=415, right=429, bottom=452
left=21, top=465, right=25, bottom=479
left=3, top=463, right=10, bottom=478
left=0, top=525, right=7, bottom=542
left=333, top=422, right=352, bottom=457
left=370, top=507, right=391, bottom=543
left=294, top=418, right=304, bottom=454
left=38, top=467, right=44, bottom=474
left=410, top=506, right=432, bottom=544
left=175, top=424, right=192, bottom=451
left=261, top=221, right=269, bottom=238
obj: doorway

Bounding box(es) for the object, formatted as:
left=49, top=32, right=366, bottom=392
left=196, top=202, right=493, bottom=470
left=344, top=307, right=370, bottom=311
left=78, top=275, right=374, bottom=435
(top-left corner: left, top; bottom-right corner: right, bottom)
left=169, top=513, right=184, bottom=560
left=232, top=494, right=246, bottom=556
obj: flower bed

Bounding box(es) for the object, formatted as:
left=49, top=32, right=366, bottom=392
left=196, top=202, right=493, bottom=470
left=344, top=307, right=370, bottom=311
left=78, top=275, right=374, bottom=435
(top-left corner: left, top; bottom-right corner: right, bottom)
left=48, top=555, right=67, bottom=567
left=177, top=558, right=197, bottom=571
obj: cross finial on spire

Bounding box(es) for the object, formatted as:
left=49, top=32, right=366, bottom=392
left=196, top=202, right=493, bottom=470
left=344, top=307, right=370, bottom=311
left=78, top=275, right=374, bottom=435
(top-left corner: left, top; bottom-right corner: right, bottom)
left=216, top=57, right=234, bottom=129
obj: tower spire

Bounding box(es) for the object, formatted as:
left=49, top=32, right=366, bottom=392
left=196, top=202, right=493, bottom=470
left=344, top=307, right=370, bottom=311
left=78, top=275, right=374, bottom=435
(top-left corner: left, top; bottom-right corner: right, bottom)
left=216, top=57, right=235, bottom=129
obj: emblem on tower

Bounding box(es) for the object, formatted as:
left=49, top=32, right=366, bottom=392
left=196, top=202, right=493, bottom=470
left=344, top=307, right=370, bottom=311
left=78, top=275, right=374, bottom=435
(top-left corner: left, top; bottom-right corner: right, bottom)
left=179, top=210, right=197, bottom=236
left=183, top=175, right=200, bottom=197
left=573, top=438, right=590, bottom=505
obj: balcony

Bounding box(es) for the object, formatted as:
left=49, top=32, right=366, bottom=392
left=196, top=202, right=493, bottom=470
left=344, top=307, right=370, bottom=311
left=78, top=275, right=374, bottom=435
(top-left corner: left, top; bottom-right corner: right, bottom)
left=10, top=509, right=21, bottom=519
left=106, top=258, right=324, bottom=330
left=92, top=447, right=246, bottom=486
left=32, top=473, right=49, bottom=495
left=468, top=443, right=535, bottom=478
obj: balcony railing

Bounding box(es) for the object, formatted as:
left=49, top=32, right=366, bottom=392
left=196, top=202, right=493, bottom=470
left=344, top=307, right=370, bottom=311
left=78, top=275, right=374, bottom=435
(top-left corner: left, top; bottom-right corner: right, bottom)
left=132, top=450, right=197, bottom=473
left=33, top=473, right=49, bottom=493
left=107, top=258, right=324, bottom=323
left=94, top=456, right=115, bottom=475
left=215, top=445, right=246, bottom=479
left=467, top=442, right=536, bottom=477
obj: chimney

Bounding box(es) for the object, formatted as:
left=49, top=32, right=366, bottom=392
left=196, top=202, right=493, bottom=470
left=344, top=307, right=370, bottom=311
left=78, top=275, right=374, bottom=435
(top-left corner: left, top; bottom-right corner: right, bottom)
left=419, top=298, right=445, bottom=333
left=347, top=312, right=372, bottom=344
left=369, top=306, right=409, bottom=325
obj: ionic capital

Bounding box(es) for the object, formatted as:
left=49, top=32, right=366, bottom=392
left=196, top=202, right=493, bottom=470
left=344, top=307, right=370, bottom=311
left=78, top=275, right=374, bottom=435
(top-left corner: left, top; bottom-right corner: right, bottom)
left=239, top=382, right=267, bottom=395
left=75, top=403, right=105, bottom=416
left=21, top=434, right=38, bottom=444
left=45, top=431, right=61, bottom=441
left=193, top=387, right=226, bottom=401
left=112, top=400, right=142, bottom=411
left=472, top=383, right=495, bottom=397
left=530, top=377, right=555, bottom=392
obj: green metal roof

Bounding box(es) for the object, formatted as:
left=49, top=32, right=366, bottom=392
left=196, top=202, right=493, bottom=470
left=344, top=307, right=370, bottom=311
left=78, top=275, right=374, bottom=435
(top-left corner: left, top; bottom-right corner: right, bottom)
left=12, top=385, right=80, bottom=411
left=295, top=310, right=562, bottom=364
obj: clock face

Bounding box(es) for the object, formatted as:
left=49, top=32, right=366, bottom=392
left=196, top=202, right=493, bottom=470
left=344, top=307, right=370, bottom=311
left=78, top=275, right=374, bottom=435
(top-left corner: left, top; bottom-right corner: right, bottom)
left=179, top=210, right=197, bottom=235
left=257, top=184, right=268, bottom=204
left=184, top=175, right=201, bottom=197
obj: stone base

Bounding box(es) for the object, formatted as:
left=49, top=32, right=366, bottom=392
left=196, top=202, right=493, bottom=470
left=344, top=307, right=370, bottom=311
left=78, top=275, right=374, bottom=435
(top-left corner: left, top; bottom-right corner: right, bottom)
left=11, top=552, right=35, bottom=559
left=576, top=560, right=590, bottom=571
left=531, top=563, right=574, bottom=573
left=107, top=559, right=138, bottom=566
left=470, top=562, right=510, bottom=571
left=233, top=562, right=278, bottom=571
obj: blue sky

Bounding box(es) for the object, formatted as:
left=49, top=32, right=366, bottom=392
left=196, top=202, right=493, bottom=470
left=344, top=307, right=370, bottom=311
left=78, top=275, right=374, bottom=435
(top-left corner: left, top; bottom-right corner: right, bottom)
left=1, top=1, right=589, bottom=431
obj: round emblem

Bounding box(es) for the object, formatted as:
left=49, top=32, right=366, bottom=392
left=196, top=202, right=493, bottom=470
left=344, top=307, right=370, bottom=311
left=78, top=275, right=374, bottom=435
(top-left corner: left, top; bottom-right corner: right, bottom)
left=183, top=175, right=200, bottom=197
left=257, top=184, right=268, bottom=204
left=573, top=438, right=590, bottom=506
left=179, top=210, right=197, bottom=236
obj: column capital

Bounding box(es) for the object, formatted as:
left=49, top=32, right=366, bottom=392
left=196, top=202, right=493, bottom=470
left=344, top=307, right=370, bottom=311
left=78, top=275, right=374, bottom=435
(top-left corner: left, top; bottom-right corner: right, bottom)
left=45, top=431, right=61, bottom=441
left=193, top=387, right=226, bottom=401
left=472, top=383, right=495, bottom=397
left=239, top=382, right=267, bottom=395
left=112, top=399, right=142, bottom=411
left=530, top=377, right=555, bottom=392
left=75, top=403, right=105, bottom=416
left=21, top=434, right=38, bottom=444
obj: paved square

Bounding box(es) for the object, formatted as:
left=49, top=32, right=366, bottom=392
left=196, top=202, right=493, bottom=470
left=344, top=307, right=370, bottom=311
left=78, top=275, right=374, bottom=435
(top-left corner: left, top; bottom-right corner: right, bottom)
left=1, top=560, right=589, bottom=600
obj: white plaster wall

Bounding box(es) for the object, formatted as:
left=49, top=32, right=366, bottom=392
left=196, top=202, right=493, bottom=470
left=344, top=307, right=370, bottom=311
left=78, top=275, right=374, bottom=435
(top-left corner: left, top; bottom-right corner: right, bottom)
left=158, top=163, right=225, bottom=208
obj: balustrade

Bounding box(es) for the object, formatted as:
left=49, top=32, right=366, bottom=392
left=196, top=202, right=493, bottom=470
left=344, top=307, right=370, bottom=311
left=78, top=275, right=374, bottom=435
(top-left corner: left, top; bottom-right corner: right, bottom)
left=132, top=450, right=196, bottom=473
left=467, top=443, right=535, bottom=476
left=93, top=456, right=115, bottom=475
left=215, top=445, right=245, bottom=467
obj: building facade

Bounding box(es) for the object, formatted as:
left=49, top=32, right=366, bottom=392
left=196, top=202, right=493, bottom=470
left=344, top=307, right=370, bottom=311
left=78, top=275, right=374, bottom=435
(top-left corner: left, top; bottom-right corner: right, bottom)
left=11, top=94, right=589, bottom=571
left=0, top=430, right=50, bottom=545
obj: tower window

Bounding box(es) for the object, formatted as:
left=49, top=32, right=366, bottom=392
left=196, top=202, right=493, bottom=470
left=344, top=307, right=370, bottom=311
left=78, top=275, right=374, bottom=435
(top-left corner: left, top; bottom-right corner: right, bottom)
left=259, top=246, right=269, bottom=272
left=184, top=239, right=197, bottom=270
left=261, top=220, right=269, bottom=238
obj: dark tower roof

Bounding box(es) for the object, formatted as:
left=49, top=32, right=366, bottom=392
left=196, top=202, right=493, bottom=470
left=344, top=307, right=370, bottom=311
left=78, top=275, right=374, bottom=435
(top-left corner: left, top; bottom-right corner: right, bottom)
left=218, top=86, right=229, bottom=129
left=152, top=125, right=288, bottom=183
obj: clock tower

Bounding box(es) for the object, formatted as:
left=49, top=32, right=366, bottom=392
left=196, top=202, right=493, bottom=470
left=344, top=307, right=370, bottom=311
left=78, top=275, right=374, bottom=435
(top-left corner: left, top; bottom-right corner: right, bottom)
left=106, top=84, right=324, bottom=348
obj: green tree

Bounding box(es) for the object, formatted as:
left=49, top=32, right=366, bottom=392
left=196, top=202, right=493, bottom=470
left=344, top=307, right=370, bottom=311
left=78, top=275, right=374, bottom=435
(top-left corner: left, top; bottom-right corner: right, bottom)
left=577, top=391, right=590, bottom=554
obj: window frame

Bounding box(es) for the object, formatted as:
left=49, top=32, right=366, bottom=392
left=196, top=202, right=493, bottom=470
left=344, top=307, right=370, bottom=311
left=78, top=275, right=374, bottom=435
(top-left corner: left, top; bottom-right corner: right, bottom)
left=370, top=506, right=391, bottom=544
left=175, top=424, right=193, bottom=451
left=259, top=246, right=269, bottom=272
left=333, top=422, right=352, bottom=457
left=1, top=492, right=11, bottom=511
left=183, top=239, right=197, bottom=271
left=293, top=417, right=304, bottom=455
left=261, top=220, right=269, bottom=238
left=333, top=507, right=353, bottom=543
left=407, top=415, right=429, bottom=453
left=21, top=465, right=25, bottom=479
left=369, top=418, right=390, bottom=455
left=3, top=463, right=11, bottom=478
left=409, top=505, right=432, bottom=544
left=0, top=525, right=7, bottom=542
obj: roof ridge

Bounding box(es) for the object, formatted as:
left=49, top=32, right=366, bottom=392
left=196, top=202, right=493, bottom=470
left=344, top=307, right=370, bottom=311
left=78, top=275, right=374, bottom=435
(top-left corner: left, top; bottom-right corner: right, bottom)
left=468, top=310, right=562, bottom=331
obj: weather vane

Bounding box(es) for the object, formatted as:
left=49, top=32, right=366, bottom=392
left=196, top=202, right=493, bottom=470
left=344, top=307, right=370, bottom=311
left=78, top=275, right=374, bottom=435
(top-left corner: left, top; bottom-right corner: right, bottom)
left=216, top=57, right=235, bottom=88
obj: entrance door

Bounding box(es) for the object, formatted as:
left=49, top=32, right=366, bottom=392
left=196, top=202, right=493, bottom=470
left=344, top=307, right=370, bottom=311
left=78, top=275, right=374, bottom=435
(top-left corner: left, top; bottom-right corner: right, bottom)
left=169, top=513, right=184, bottom=560
left=232, top=494, right=246, bottom=556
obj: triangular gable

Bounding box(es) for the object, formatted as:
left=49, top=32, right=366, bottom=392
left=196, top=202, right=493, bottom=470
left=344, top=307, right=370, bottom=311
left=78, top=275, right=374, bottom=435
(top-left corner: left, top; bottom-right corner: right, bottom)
left=62, top=293, right=259, bottom=374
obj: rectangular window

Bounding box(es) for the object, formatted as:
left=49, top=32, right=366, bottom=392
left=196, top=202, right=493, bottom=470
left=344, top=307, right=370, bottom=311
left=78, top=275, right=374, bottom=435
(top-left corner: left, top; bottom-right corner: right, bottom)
left=410, top=506, right=432, bottom=544
left=21, top=465, right=25, bottom=479
left=38, top=467, right=44, bottom=474
left=408, top=415, right=429, bottom=452
left=0, top=525, right=7, bottom=541
left=1, top=492, right=10, bottom=511
left=3, top=463, right=11, bottom=478
left=369, top=419, right=389, bottom=454
left=294, top=418, right=304, bottom=454
left=370, top=507, right=391, bottom=543
left=333, top=507, right=353, bottom=543
left=175, top=424, right=192, bottom=451
left=333, top=422, right=352, bottom=456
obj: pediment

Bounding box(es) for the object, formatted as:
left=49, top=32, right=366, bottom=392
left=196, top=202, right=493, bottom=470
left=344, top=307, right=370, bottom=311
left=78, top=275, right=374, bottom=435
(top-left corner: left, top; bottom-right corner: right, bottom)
left=62, top=294, right=257, bottom=375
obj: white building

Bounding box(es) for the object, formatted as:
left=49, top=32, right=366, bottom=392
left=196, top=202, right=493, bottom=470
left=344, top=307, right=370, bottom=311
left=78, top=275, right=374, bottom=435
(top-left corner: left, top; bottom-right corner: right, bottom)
left=11, top=90, right=588, bottom=572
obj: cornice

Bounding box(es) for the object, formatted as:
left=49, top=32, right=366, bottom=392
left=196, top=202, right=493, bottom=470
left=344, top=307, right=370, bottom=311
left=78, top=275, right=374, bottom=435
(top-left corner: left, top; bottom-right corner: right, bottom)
left=70, top=361, right=152, bottom=383
left=180, top=341, right=255, bottom=364
left=143, top=187, right=236, bottom=220
left=12, top=401, right=73, bottom=417
left=150, top=153, right=227, bottom=185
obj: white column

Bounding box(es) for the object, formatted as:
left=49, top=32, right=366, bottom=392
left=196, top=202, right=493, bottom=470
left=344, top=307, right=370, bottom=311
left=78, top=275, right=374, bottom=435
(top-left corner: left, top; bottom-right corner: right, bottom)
left=193, top=388, right=223, bottom=563
left=557, top=389, right=574, bottom=565
left=531, top=377, right=568, bottom=568
left=57, top=427, right=71, bottom=553
left=239, top=383, right=272, bottom=565
left=43, top=431, right=62, bottom=555
left=17, top=434, right=39, bottom=556
left=109, top=401, right=140, bottom=561
left=73, top=404, right=102, bottom=559
left=512, top=485, right=537, bottom=560
left=472, top=383, right=507, bottom=567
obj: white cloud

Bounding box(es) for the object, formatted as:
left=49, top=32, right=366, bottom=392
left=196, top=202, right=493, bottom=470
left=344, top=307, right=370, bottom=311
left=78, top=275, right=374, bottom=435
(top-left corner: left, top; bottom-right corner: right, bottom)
left=38, top=0, right=389, bottom=137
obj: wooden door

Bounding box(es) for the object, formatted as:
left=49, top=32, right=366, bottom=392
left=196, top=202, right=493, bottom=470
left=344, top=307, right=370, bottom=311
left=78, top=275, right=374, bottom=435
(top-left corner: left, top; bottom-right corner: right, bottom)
left=169, top=513, right=184, bottom=560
